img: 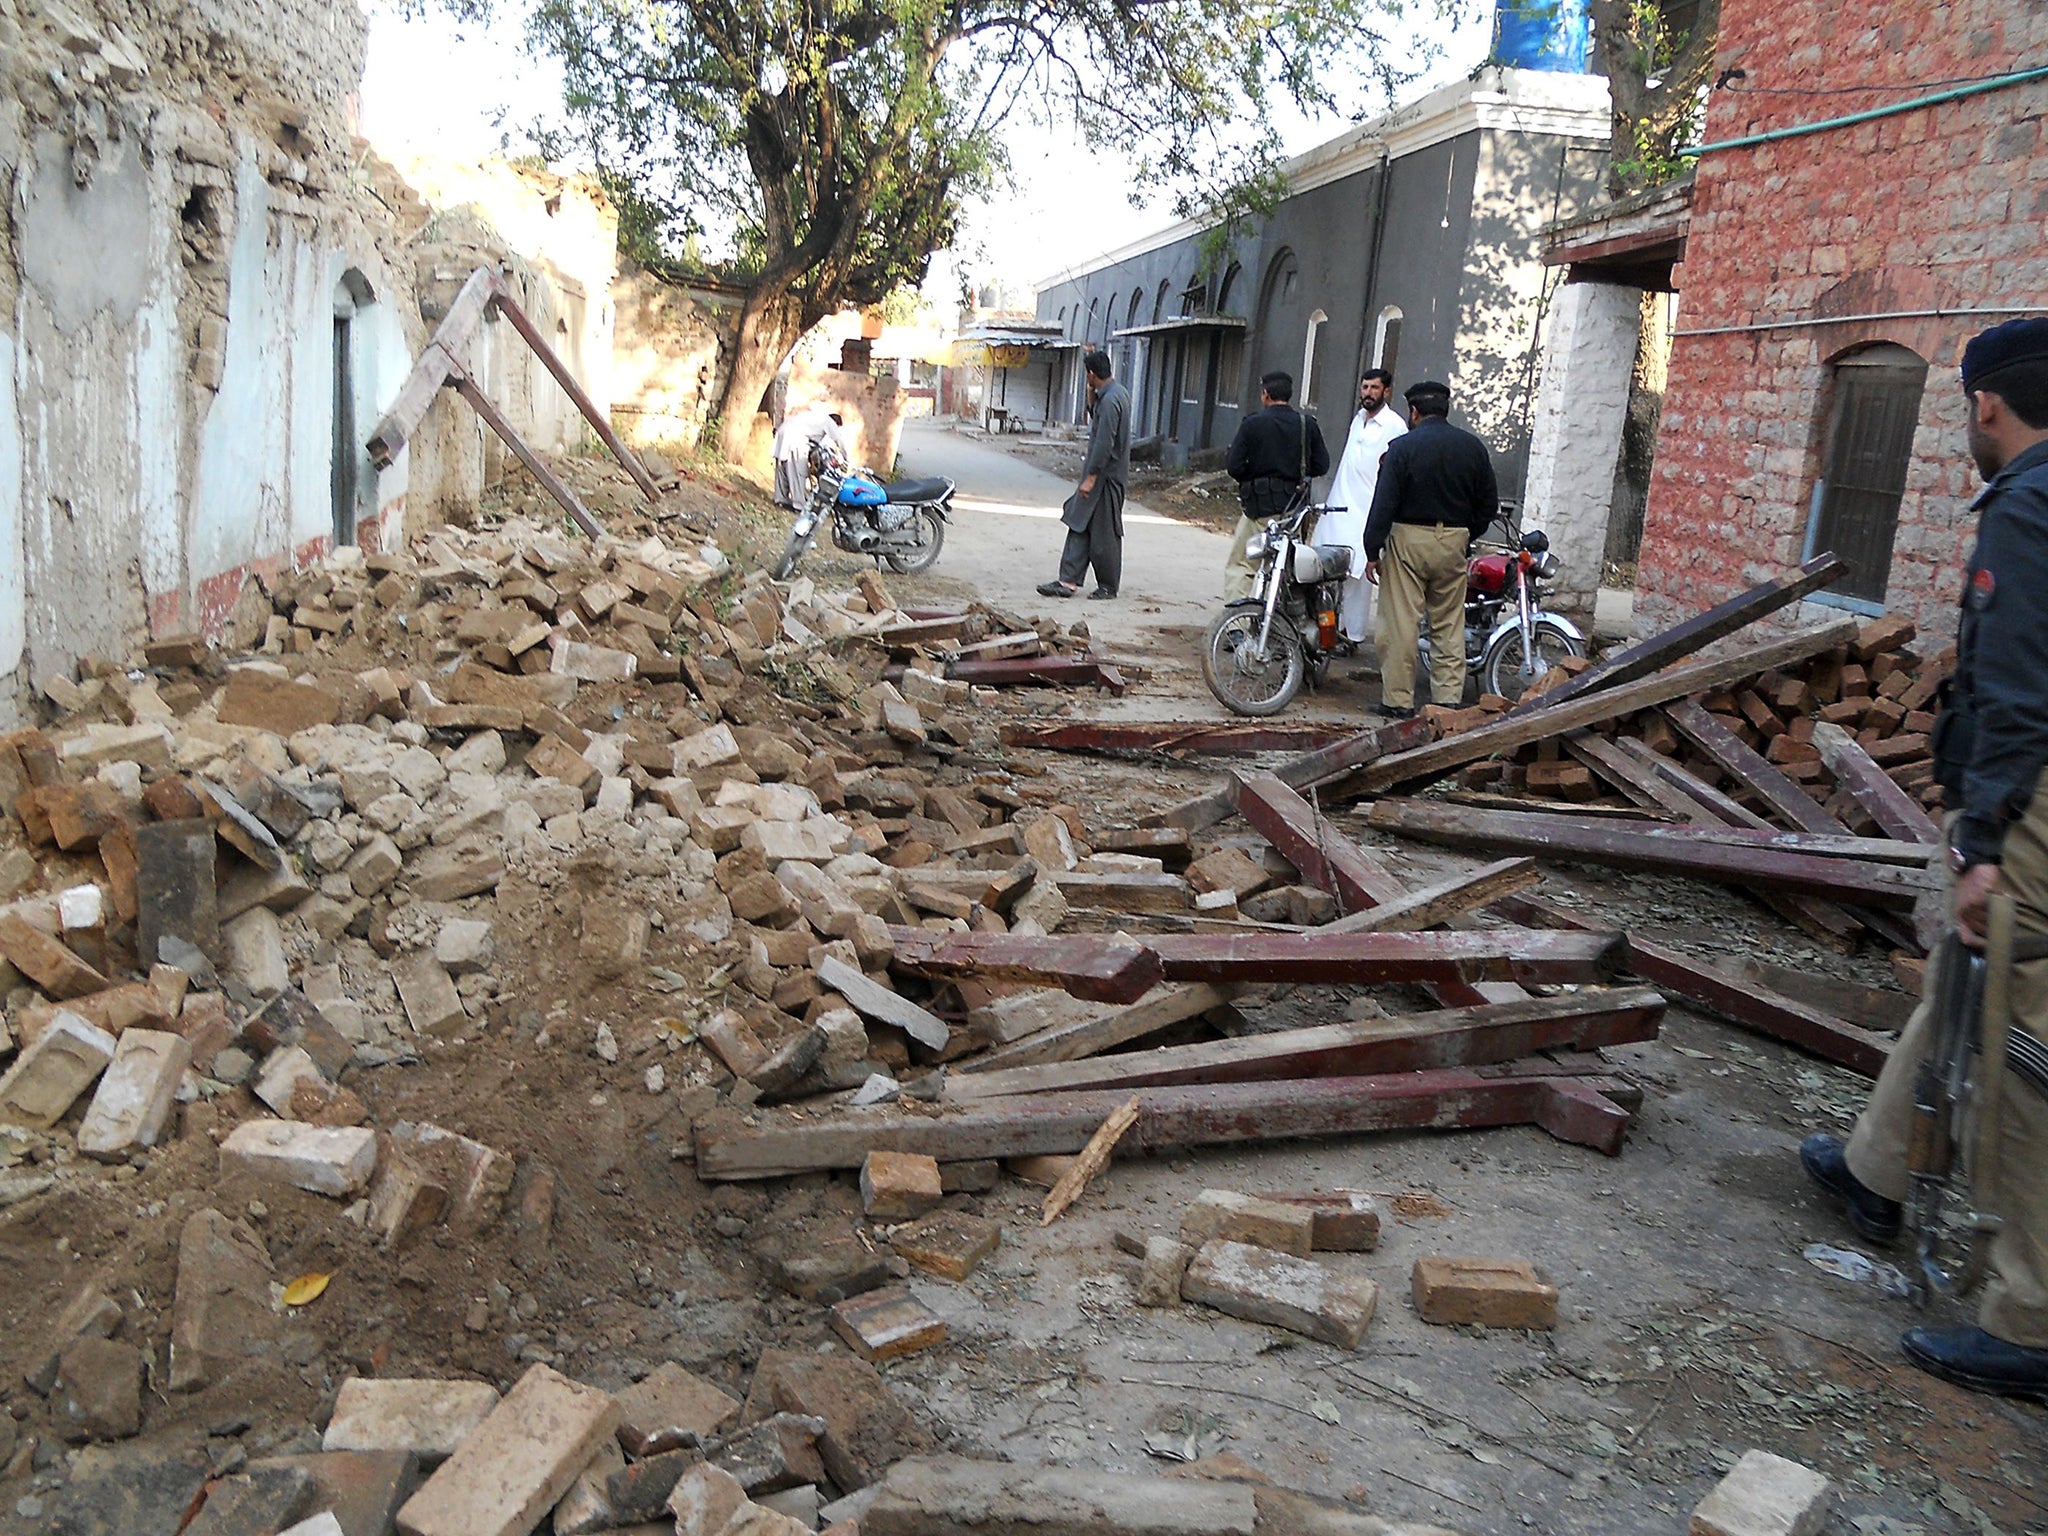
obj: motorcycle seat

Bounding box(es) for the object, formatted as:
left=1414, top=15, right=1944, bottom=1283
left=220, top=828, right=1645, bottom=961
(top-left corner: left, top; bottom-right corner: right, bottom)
left=881, top=477, right=951, bottom=503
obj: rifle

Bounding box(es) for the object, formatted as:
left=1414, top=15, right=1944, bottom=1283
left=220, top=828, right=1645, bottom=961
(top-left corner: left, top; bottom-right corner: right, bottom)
left=1904, top=895, right=2048, bottom=1303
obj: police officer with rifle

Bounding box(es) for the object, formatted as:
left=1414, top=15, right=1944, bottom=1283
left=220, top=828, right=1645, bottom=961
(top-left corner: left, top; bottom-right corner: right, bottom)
left=1803, top=317, right=2048, bottom=1401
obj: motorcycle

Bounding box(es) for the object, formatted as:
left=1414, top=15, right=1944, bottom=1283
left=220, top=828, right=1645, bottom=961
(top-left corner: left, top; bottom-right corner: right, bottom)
left=1202, top=499, right=1586, bottom=716
left=1201, top=494, right=1351, bottom=716
left=769, top=441, right=954, bottom=581
left=1461, top=525, right=1587, bottom=702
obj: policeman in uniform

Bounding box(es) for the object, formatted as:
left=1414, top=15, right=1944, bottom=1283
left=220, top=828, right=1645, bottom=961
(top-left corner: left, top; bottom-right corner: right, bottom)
left=1803, top=316, right=2048, bottom=1401
left=1222, top=371, right=1331, bottom=600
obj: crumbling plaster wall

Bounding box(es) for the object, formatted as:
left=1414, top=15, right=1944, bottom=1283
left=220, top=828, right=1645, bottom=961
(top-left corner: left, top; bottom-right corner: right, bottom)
left=610, top=264, right=742, bottom=452
left=0, top=0, right=423, bottom=723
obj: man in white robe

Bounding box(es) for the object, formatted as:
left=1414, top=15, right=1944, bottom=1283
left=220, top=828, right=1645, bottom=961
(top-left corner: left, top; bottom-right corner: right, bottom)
left=1315, top=370, right=1406, bottom=646
left=772, top=405, right=849, bottom=513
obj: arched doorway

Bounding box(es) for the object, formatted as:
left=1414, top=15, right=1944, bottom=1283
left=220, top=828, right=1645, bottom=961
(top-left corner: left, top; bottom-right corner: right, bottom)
left=331, top=270, right=377, bottom=548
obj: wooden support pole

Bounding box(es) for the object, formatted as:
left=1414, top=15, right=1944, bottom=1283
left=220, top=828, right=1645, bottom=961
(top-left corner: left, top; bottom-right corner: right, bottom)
left=1000, top=721, right=1356, bottom=755
left=489, top=283, right=662, bottom=502
left=366, top=266, right=500, bottom=468
left=448, top=372, right=604, bottom=538
left=693, top=1066, right=1635, bottom=1179
left=1144, top=715, right=1434, bottom=832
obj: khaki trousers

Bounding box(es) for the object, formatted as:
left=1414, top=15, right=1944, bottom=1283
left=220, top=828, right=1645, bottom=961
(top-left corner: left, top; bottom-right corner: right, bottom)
left=1846, top=785, right=2048, bottom=1347
left=1375, top=523, right=1470, bottom=709
left=1224, top=515, right=1261, bottom=601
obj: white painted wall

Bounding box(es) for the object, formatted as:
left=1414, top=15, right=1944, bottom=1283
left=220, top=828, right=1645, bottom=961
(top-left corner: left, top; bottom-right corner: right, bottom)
left=1522, top=280, right=1642, bottom=613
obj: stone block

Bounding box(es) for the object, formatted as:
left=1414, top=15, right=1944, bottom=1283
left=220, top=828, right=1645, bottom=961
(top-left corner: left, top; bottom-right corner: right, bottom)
left=709, top=1412, right=826, bottom=1496
left=170, top=1208, right=276, bottom=1392
left=860, top=1151, right=943, bottom=1220
left=395, top=1122, right=513, bottom=1237
left=76, top=1028, right=191, bottom=1160
left=0, top=912, right=109, bottom=997
left=604, top=1445, right=705, bottom=1523
left=764, top=1353, right=938, bottom=1492
left=405, top=844, right=503, bottom=902
left=0, top=1009, right=116, bottom=1129
left=771, top=1235, right=895, bottom=1304
left=579, top=901, right=651, bottom=980
left=1020, top=813, right=1078, bottom=870
left=224, top=906, right=291, bottom=996
left=1180, top=1241, right=1378, bottom=1349
left=38, top=1446, right=211, bottom=1536
left=395, top=954, right=466, bottom=1038
left=365, top=1138, right=451, bottom=1251
left=395, top=1363, right=619, bottom=1536
left=222, top=1120, right=378, bottom=1197
left=728, top=870, right=801, bottom=926
left=133, top=821, right=222, bottom=969
left=527, top=735, right=600, bottom=799
left=1180, top=1191, right=1315, bottom=1258
left=184, top=1463, right=321, bottom=1536
left=861, top=1456, right=1258, bottom=1536
left=757, top=1485, right=820, bottom=1528
left=742, top=820, right=838, bottom=864
left=1138, top=1237, right=1195, bottom=1308
left=616, top=1362, right=742, bottom=1456
left=828, top=1287, right=947, bottom=1361
left=248, top=1449, right=422, bottom=1536
left=218, top=671, right=342, bottom=735
left=1184, top=848, right=1272, bottom=901
left=1260, top=1192, right=1382, bottom=1252
left=280, top=1515, right=347, bottom=1536
left=59, top=721, right=175, bottom=771
left=346, top=833, right=404, bottom=897
left=1410, top=1257, right=1558, bottom=1330
left=692, top=805, right=756, bottom=854
left=888, top=1208, right=1002, bottom=1281
left=435, top=919, right=495, bottom=975
left=674, top=724, right=743, bottom=773
left=551, top=1436, right=627, bottom=1536
left=669, top=1463, right=750, bottom=1536
left=54, top=1336, right=142, bottom=1440
left=324, top=1377, right=502, bottom=1462
left=551, top=640, right=640, bottom=682
left=1689, top=1450, right=1833, bottom=1536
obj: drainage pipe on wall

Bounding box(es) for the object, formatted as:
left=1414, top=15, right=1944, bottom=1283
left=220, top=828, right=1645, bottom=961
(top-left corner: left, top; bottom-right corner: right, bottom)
left=1678, top=62, right=2048, bottom=158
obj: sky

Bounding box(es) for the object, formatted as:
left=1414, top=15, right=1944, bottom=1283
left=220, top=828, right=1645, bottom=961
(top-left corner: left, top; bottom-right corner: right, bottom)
left=356, top=1, right=1498, bottom=304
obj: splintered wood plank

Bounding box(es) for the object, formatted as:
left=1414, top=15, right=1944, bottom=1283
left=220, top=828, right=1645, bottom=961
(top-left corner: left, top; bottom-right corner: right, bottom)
left=693, top=1067, right=1636, bottom=1179
left=1000, top=722, right=1355, bottom=755
left=1811, top=721, right=1943, bottom=845
left=944, top=657, right=1128, bottom=692
left=1613, top=736, right=1773, bottom=829
left=1368, top=799, right=1934, bottom=910
left=1506, top=555, right=1848, bottom=718
left=960, top=983, right=1237, bottom=1071
left=1664, top=699, right=1847, bottom=835
left=1337, top=617, right=1860, bottom=797
left=1492, top=893, right=1893, bottom=1076
left=1041, top=1095, right=1141, bottom=1224
left=945, top=987, right=1667, bottom=1100
left=1144, top=715, right=1434, bottom=832
left=1319, top=857, right=1540, bottom=933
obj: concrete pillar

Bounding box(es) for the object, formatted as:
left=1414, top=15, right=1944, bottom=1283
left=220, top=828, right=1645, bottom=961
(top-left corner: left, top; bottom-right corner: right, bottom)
left=1522, top=281, right=1642, bottom=614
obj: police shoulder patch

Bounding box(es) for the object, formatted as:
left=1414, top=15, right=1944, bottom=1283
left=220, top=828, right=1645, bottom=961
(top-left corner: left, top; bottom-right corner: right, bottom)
left=1969, top=566, right=1997, bottom=611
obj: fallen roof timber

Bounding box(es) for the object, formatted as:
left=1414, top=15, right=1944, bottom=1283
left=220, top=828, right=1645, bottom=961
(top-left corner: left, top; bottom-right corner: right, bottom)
left=1493, top=893, right=1893, bottom=1076
left=1663, top=699, right=1848, bottom=836
left=1367, top=800, right=1935, bottom=909
left=886, top=926, right=1630, bottom=1003
left=1811, top=721, right=1943, bottom=845
left=693, top=1067, right=1636, bottom=1178
left=942, top=656, right=1128, bottom=692
left=1505, top=554, right=1848, bottom=718
left=1142, top=715, right=1434, bottom=833
left=1000, top=721, right=1356, bottom=755
left=944, top=986, right=1667, bottom=1100
left=1336, top=617, right=1860, bottom=797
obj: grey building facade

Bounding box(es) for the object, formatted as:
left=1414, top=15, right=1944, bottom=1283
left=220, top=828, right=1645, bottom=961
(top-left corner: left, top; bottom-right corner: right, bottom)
left=1033, top=67, right=1610, bottom=502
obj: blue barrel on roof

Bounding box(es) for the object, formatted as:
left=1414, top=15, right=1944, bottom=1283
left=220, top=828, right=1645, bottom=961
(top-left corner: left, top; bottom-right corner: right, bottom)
left=1492, top=0, right=1591, bottom=72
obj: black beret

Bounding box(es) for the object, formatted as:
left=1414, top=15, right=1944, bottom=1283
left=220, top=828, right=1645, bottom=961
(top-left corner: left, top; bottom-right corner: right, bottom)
left=1404, top=380, right=1451, bottom=404
left=1962, top=316, right=2048, bottom=391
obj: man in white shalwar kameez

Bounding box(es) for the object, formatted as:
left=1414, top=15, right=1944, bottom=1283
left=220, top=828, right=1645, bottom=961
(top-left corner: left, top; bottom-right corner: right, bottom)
left=772, top=404, right=849, bottom=513
left=1315, top=370, right=1406, bottom=646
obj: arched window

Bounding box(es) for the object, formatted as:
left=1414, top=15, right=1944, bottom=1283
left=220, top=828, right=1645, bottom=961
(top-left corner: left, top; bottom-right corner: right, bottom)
left=1302, top=309, right=1329, bottom=413
left=1127, top=289, right=1143, bottom=329
left=1085, top=297, right=1098, bottom=340
left=1152, top=280, right=1172, bottom=323
left=1254, top=250, right=1302, bottom=398
left=1216, top=262, right=1243, bottom=317
left=1057, top=306, right=1068, bottom=332
left=1371, top=305, right=1403, bottom=381
left=1809, top=342, right=1929, bottom=607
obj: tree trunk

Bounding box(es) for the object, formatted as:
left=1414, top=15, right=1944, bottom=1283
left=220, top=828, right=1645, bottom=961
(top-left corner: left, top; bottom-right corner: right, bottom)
left=717, top=282, right=807, bottom=466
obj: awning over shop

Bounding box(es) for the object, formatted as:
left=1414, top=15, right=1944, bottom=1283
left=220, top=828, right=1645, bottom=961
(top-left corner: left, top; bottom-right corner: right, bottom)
left=1112, top=315, right=1247, bottom=339
left=948, top=334, right=1083, bottom=367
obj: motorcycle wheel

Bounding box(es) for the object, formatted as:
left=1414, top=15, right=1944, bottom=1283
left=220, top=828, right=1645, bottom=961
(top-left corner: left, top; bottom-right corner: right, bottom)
left=769, top=525, right=813, bottom=581
left=881, top=508, right=945, bottom=575
left=1202, top=606, right=1306, bottom=717
left=1482, top=618, right=1585, bottom=703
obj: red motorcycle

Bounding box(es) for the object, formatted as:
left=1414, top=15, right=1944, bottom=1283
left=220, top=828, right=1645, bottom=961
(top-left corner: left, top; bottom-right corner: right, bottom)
left=1458, top=528, right=1586, bottom=701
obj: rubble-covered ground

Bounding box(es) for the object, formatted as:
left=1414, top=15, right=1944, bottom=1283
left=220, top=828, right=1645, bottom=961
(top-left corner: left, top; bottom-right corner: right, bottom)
left=0, top=449, right=2040, bottom=1536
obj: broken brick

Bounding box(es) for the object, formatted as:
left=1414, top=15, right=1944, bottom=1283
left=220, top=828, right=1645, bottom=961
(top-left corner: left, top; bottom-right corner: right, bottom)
left=1410, top=1256, right=1558, bottom=1329
left=1180, top=1241, right=1378, bottom=1349
left=860, top=1150, right=943, bottom=1220
left=1179, top=1190, right=1314, bottom=1257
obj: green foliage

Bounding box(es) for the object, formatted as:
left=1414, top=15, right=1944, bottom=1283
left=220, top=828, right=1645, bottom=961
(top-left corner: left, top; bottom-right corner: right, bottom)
left=1591, top=0, right=1717, bottom=195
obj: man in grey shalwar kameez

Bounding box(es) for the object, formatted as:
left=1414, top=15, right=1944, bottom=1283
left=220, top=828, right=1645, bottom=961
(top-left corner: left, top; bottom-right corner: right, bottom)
left=1039, top=351, right=1129, bottom=599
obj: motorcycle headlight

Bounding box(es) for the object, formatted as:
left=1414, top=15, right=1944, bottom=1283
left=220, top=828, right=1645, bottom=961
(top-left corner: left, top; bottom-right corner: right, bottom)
left=1532, top=551, right=1560, bottom=579
left=1244, top=529, right=1271, bottom=561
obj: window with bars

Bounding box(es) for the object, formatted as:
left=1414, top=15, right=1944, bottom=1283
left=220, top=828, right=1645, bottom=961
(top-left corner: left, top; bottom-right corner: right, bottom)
left=1809, top=344, right=1928, bottom=606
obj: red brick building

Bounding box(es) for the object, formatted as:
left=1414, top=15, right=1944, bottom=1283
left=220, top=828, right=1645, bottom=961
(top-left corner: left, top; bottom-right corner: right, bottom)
left=1634, top=0, right=2048, bottom=638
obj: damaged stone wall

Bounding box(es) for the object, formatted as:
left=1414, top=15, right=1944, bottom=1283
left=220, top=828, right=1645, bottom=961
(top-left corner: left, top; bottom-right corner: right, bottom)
left=0, top=0, right=422, bottom=723
left=610, top=264, right=745, bottom=454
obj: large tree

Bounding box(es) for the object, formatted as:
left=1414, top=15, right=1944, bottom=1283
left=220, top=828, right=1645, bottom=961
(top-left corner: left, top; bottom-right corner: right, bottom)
left=511, top=0, right=1444, bottom=459
left=1588, top=0, right=1720, bottom=196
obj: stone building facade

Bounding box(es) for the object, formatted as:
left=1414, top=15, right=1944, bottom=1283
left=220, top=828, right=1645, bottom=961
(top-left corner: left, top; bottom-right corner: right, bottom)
left=1032, top=68, right=1612, bottom=505
left=1632, top=0, right=2048, bottom=638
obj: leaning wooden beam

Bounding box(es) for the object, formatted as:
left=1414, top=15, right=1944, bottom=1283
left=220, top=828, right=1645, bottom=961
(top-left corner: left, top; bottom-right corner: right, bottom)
left=1493, top=894, right=1892, bottom=1076
left=1320, top=857, right=1541, bottom=933
left=1811, top=721, right=1943, bottom=845
left=1664, top=699, right=1848, bottom=836
left=1564, top=731, right=1710, bottom=819
left=885, top=926, right=1629, bottom=1003
left=1144, top=715, right=1434, bottom=833
left=1523, top=821, right=1935, bottom=865
left=693, top=1067, right=1635, bottom=1178
left=1337, top=617, right=1860, bottom=798
left=1505, top=554, right=1848, bottom=718
left=449, top=373, right=604, bottom=538
left=1001, top=721, right=1356, bottom=756
left=1367, top=799, right=1936, bottom=909
left=490, top=282, right=662, bottom=502
left=944, top=656, right=1127, bottom=693
left=367, top=266, right=499, bottom=468
left=959, top=983, right=1238, bottom=1072
left=945, top=987, right=1668, bottom=1100
left=1612, top=737, right=1773, bottom=828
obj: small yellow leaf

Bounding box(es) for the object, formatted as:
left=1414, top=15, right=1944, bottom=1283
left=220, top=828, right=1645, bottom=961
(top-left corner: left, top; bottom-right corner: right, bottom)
left=283, top=1272, right=333, bottom=1307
